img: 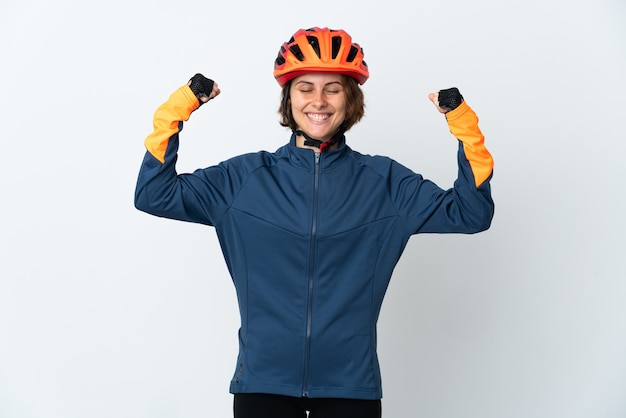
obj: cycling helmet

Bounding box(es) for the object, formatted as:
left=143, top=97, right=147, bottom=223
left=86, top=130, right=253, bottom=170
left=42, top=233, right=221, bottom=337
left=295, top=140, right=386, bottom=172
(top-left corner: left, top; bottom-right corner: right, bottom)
left=273, top=27, right=370, bottom=86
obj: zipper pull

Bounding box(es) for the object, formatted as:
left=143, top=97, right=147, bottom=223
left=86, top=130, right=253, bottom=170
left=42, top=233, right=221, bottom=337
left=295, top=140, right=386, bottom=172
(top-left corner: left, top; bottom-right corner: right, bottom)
left=315, top=152, right=320, bottom=164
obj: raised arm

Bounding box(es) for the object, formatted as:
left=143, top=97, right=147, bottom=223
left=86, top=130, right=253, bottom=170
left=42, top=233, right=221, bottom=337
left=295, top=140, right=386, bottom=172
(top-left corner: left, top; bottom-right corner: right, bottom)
left=400, top=87, right=494, bottom=234
left=134, top=74, right=221, bottom=224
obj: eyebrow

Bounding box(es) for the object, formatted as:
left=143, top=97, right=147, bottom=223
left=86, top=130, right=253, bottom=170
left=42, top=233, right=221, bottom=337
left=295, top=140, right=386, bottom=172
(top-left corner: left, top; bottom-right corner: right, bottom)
left=294, top=80, right=343, bottom=87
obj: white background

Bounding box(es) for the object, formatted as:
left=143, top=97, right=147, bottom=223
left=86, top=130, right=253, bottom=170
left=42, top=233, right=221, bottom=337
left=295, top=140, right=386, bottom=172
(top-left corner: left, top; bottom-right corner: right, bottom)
left=1, top=1, right=625, bottom=417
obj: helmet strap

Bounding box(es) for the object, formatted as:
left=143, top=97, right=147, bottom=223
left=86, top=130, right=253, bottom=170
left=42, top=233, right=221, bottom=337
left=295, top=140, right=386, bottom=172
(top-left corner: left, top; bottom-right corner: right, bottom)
left=295, top=127, right=345, bottom=154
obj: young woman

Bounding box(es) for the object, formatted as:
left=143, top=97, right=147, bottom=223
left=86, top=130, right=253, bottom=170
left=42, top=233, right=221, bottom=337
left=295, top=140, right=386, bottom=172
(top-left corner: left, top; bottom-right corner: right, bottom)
left=135, top=26, right=494, bottom=418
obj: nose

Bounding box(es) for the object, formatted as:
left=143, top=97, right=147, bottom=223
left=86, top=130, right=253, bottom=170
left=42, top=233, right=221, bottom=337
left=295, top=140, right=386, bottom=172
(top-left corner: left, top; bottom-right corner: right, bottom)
left=311, top=90, right=327, bottom=107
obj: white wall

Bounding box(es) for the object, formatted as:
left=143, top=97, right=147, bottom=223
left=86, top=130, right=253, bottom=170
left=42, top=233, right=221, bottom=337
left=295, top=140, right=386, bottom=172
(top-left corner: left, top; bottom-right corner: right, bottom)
left=1, top=1, right=624, bottom=417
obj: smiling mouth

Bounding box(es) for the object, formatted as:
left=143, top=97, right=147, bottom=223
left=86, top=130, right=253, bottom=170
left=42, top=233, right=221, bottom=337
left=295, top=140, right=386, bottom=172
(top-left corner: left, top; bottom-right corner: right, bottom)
left=307, top=113, right=330, bottom=121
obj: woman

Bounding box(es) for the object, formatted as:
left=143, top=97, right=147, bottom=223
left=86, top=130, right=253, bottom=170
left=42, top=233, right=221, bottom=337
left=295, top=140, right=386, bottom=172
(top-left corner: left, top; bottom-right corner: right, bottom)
left=135, top=26, right=494, bottom=418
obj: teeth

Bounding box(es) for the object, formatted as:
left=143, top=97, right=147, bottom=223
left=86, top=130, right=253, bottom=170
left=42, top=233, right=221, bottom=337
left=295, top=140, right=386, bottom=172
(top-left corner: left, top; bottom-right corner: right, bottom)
left=307, top=113, right=329, bottom=121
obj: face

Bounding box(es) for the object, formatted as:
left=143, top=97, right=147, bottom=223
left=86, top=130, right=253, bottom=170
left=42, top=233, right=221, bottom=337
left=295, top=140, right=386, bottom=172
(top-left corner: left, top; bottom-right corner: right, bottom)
left=289, top=73, right=347, bottom=143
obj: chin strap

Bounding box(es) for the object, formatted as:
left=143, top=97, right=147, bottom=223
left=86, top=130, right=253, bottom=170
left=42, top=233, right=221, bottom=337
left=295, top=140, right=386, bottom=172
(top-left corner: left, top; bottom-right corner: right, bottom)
left=295, top=128, right=346, bottom=153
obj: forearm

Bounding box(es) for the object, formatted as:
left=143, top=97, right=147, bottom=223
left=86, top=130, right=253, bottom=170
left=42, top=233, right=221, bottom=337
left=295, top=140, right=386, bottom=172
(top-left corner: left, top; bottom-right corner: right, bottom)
left=144, top=85, right=199, bottom=164
left=445, top=101, right=493, bottom=188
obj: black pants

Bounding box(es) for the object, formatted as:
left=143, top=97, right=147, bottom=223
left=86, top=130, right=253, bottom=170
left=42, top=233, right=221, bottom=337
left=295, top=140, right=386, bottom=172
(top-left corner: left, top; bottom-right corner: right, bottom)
left=233, top=393, right=382, bottom=418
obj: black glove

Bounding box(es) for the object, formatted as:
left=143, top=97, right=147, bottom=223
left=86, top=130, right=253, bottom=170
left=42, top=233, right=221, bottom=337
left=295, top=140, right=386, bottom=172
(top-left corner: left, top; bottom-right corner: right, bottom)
left=437, top=87, right=464, bottom=112
left=188, top=73, right=215, bottom=105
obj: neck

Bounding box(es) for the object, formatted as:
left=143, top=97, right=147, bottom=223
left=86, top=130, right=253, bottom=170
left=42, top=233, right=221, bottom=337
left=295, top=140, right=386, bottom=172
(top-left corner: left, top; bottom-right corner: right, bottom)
left=294, top=129, right=344, bottom=153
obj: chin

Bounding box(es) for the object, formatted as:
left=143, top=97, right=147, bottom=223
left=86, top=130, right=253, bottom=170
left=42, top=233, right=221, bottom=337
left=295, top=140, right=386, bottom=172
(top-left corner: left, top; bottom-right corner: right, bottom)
left=305, top=129, right=332, bottom=141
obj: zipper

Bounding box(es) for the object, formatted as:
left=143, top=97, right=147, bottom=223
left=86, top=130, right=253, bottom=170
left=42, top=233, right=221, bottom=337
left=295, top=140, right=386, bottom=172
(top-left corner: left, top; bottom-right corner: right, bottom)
left=235, top=362, right=243, bottom=383
left=302, top=151, right=321, bottom=397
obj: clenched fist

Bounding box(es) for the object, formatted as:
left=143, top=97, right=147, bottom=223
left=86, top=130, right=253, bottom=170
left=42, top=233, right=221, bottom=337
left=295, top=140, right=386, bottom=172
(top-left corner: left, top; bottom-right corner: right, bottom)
left=188, top=73, right=221, bottom=105
left=428, top=87, right=464, bottom=114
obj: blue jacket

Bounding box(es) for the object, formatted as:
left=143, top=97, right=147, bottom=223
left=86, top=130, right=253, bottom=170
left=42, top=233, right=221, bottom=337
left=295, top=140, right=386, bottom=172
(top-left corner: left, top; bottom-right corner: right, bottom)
left=135, top=85, right=494, bottom=400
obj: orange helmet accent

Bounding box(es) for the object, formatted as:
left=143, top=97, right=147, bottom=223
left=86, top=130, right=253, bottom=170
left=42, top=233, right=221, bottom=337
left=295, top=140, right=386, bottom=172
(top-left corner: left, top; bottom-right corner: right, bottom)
left=273, top=27, right=370, bottom=86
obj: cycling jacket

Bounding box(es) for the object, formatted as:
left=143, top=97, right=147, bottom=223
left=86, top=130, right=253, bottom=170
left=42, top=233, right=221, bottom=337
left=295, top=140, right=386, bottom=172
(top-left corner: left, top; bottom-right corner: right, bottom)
left=134, top=84, right=494, bottom=400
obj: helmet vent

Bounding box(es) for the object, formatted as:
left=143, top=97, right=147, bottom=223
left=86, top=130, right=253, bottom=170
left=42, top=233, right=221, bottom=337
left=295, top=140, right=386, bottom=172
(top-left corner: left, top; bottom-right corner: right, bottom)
left=347, top=46, right=359, bottom=62
left=275, top=46, right=287, bottom=66
left=289, top=44, right=305, bottom=61
left=306, top=36, right=321, bottom=59
left=331, top=36, right=342, bottom=59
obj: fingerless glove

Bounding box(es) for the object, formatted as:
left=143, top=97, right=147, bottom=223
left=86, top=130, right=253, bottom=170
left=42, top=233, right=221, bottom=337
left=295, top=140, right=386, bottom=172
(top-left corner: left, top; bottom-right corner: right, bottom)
left=188, top=73, right=215, bottom=105
left=438, top=87, right=464, bottom=112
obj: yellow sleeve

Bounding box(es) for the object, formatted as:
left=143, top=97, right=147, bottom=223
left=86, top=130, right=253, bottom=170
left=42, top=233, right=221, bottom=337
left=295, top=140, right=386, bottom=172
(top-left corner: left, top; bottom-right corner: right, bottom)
left=445, top=101, right=494, bottom=188
left=144, top=85, right=200, bottom=163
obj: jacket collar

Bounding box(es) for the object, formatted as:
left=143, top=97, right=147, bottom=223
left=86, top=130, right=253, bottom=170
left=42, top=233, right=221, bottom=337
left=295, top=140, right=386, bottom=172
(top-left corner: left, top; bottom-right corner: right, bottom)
left=285, top=133, right=349, bottom=170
